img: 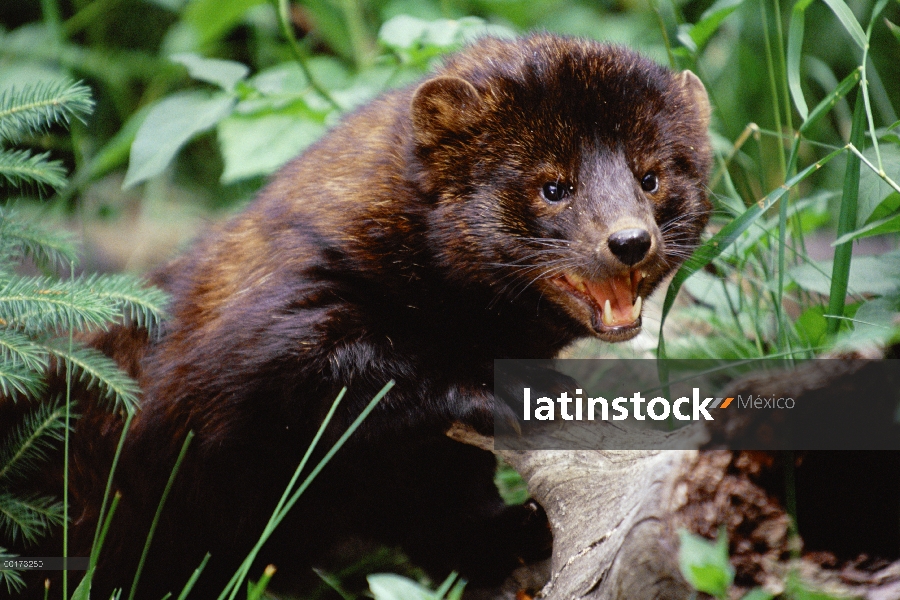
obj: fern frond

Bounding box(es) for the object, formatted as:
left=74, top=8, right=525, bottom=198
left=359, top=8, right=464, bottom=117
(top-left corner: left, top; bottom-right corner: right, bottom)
left=0, top=329, right=49, bottom=372
left=0, top=79, right=93, bottom=142
left=0, top=207, right=79, bottom=270
left=44, top=342, right=140, bottom=414
left=82, top=273, right=170, bottom=333
left=0, top=362, right=45, bottom=400
left=0, top=275, right=120, bottom=334
left=0, top=546, right=25, bottom=594
left=0, top=493, right=65, bottom=545
left=0, top=401, right=69, bottom=483
left=0, top=149, right=68, bottom=190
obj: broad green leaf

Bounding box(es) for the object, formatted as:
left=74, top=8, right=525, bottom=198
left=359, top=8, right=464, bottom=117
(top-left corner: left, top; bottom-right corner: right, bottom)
left=170, top=53, right=249, bottom=92
left=677, top=529, right=733, bottom=598
left=217, top=113, right=325, bottom=183
left=123, top=91, right=236, bottom=188
left=688, top=0, right=744, bottom=50
left=70, top=565, right=93, bottom=600
left=821, top=0, right=867, bottom=49
left=857, top=144, right=900, bottom=225
left=789, top=250, right=900, bottom=296
left=86, top=104, right=153, bottom=181
left=835, top=295, right=900, bottom=349
left=378, top=16, right=513, bottom=66
left=368, top=574, right=434, bottom=600
left=180, top=0, right=267, bottom=49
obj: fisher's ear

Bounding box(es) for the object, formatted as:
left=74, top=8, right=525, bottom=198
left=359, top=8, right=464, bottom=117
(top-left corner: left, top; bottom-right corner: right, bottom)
left=411, top=76, right=484, bottom=147
left=678, top=70, right=711, bottom=129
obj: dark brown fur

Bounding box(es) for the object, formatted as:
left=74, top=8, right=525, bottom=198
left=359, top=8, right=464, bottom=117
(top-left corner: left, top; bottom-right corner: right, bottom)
left=6, top=34, right=711, bottom=598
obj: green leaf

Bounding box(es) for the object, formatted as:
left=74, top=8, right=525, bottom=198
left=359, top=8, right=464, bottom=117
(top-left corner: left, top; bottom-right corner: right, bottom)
left=218, top=113, right=325, bottom=183
left=677, top=529, right=734, bottom=598
left=86, top=103, right=154, bottom=182
left=378, top=16, right=513, bottom=66
left=834, top=295, right=900, bottom=348
left=178, top=0, right=267, bottom=49
left=123, top=91, right=236, bottom=188
left=368, top=574, right=435, bottom=600
left=0, top=149, right=68, bottom=190
left=799, top=67, right=861, bottom=134
left=70, top=568, right=94, bottom=600
left=886, top=19, right=900, bottom=46
left=0, top=79, right=93, bottom=142
left=170, top=53, right=250, bottom=92
left=688, top=0, right=745, bottom=50
left=857, top=144, right=900, bottom=225
left=821, top=0, right=867, bottom=49
left=790, top=250, right=900, bottom=296
left=833, top=207, right=900, bottom=244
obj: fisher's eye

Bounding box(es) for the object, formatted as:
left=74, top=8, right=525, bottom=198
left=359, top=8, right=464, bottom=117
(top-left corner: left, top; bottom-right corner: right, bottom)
left=541, top=181, right=572, bottom=203
left=640, top=172, right=659, bottom=194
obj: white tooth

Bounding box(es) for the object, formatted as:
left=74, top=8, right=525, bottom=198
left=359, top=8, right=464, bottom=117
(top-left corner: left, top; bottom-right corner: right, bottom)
left=631, top=296, right=643, bottom=321
left=603, top=299, right=613, bottom=326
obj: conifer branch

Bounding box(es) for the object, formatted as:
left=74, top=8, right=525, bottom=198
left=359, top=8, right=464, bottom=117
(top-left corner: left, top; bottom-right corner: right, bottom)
left=44, top=343, right=141, bottom=414
left=0, top=80, right=93, bottom=142
left=0, top=149, right=68, bottom=191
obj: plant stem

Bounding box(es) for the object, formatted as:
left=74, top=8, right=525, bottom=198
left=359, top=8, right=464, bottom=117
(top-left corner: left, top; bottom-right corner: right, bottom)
left=273, top=0, right=343, bottom=112
left=826, top=89, right=865, bottom=336
left=338, top=0, right=373, bottom=69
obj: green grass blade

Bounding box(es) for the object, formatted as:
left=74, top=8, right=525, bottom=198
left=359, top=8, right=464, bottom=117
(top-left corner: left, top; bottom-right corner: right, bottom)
left=886, top=18, right=900, bottom=46
left=219, top=387, right=349, bottom=600
left=91, top=412, right=133, bottom=566
left=826, top=90, right=866, bottom=335
left=127, top=430, right=194, bottom=600
left=222, top=381, right=395, bottom=600
left=821, top=0, right=867, bottom=49
left=799, top=67, right=861, bottom=134
left=787, top=0, right=813, bottom=121
left=247, top=564, right=276, bottom=600
left=176, top=553, right=210, bottom=600
left=657, top=146, right=846, bottom=356
left=89, top=491, right=121, bottom=570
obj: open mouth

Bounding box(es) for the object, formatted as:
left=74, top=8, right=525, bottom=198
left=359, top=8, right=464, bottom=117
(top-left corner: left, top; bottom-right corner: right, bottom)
left=551, top=270, right=644, bottom=337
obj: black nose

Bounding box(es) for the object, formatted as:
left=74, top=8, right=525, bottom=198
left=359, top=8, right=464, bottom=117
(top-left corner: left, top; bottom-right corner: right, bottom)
left=607, top=228, right=651, bottom=266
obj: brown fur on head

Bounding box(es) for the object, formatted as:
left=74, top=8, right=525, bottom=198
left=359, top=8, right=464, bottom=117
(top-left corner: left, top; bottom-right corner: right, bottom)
left=410, top=34, right=712, bottom=341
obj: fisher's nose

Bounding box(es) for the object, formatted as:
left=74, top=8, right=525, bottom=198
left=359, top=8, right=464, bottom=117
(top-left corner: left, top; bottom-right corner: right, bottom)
left=607, top=228, right=651, bottom=266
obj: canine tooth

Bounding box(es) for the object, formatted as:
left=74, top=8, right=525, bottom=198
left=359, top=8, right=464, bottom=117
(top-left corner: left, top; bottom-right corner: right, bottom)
left=603, top=299, right=613, bottom=326
left=631, top=296, right=643, bottom=321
